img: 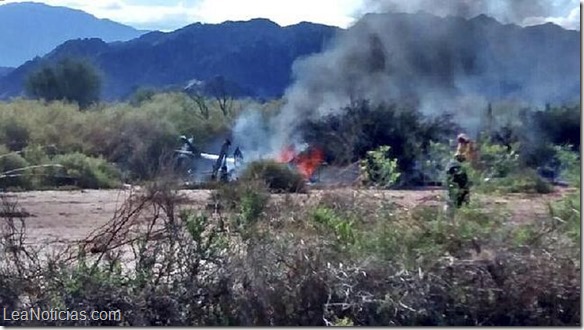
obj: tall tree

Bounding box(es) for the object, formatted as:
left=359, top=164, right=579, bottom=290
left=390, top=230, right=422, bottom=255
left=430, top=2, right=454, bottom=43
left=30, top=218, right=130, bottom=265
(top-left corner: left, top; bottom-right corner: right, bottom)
left=25, top=58, right=101, bottom=109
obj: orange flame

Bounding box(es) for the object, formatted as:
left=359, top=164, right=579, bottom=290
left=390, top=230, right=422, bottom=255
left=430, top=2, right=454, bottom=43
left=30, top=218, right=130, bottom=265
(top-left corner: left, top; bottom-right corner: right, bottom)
left=277, top=144, right=296, bottom=163
left=276, top=144, right=324, bottom=180
left=295, top=147, right=324, bottom=180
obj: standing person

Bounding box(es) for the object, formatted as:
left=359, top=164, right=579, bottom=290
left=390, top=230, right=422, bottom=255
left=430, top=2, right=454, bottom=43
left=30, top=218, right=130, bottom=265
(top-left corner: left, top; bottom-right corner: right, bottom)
left=176, top=135, right=197, bottom=178
left=446, top=154, right=470, bottom=208
left=233, top=146, right=243, bottom=168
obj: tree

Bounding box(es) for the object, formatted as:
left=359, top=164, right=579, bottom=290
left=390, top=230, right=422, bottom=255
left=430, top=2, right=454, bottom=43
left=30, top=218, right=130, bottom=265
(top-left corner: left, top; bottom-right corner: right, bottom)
left=184, top=80, right=211, bottom=119
left=207, top=76, right=235, bottom=117
left=25, top=58, right=102, bottom=109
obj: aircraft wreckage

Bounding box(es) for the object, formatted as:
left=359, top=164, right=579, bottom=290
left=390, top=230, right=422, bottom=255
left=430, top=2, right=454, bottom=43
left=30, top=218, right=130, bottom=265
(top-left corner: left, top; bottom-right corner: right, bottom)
left=174, top=135, right=325, bottom=184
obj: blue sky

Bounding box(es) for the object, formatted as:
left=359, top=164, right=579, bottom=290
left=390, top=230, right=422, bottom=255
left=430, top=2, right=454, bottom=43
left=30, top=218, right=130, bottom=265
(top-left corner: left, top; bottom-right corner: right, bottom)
left=1, top=0, right=580, bottom=31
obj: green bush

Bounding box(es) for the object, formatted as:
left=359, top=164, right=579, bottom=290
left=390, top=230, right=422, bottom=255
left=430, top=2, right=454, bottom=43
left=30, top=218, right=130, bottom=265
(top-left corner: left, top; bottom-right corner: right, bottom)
left=50, top=152, right=121, bottom=189
left=0, top=144, right=124, bottom=190
left=553, top=144, right=580, bottom=187
left=21, top=144, right=52, bottom=166
left=311, top=207, right=357, bottom=246
left=0, top=118, right=30, bottom=151
left=359, top=145, right=401, bottom=188
left=478, top=141, right=520, bottom=179
left=239, top=160, right=307, bottom=193
left=550, top=192, right=581, bottom=243
left=0, top=146, right=31, bottom=189
left=356, top=203, right=502, bottom=268
left=476, top=169, right=554, bottom=194
left=213, top=179, right=270, bottom=235
left=238, top=181, right=270, bottom=227
left=463, top=140, right=555, bottom=194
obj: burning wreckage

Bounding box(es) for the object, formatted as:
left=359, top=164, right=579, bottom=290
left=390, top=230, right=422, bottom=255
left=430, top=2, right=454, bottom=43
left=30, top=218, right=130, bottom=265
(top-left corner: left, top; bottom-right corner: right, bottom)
left=174, top=135, right=325, bottom=184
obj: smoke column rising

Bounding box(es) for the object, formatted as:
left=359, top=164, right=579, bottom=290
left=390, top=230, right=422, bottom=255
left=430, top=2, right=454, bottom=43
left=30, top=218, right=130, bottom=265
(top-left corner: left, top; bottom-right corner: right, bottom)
left=233, top=0, right=579, bottom=158
left=269, top=11, right=493, bottom=145
left=361, top=0, right=578, bottom=24
left=232, top=109, right=276, bottom=160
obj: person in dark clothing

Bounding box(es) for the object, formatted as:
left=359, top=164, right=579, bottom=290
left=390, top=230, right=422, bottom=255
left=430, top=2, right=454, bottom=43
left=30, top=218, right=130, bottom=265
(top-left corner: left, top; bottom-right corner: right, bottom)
left=180, top=135, right=197, bottom=154
left=176, top=135, right=197, bottom=178
left=233, top=146, right=243, bottom=168
left=233, top=146, right=242, bottom=158
left=446, top=154, right=470, bottom=208
left=219, top=162, right=230, bottom=182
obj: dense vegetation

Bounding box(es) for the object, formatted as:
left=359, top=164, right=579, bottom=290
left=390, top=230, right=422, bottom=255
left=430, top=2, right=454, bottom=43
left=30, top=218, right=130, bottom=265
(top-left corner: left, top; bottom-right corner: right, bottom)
left=0, top=94, right=239, bottom=188
left=0, top=92, right=580, bottom=192
left=0, top=176, right=579, bottom=326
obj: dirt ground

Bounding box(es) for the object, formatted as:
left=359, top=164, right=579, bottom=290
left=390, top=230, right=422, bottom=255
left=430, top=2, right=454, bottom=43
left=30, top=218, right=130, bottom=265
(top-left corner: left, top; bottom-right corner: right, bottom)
left=0, top=186, right=577, bottom=246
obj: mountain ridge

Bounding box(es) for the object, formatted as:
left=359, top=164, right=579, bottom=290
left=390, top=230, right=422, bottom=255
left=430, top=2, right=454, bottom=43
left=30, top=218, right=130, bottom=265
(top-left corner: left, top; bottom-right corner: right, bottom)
left=0, top=2, right=147, bottom=67
left=0, top=12, right=579, bottom=105
left=0, top=17, right=340, bottom=100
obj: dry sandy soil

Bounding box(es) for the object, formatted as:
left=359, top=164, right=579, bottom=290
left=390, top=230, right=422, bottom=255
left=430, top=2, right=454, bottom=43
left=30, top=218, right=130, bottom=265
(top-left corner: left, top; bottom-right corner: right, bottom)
left=0, top=186, right=577, bottom=247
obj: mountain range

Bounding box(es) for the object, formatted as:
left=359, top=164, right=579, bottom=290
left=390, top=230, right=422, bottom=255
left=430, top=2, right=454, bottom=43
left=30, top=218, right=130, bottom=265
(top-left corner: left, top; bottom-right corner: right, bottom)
left=0, top=16, right=340, bottom=100
left=0, top=2, right=146, bottom=67
left=0, top=4, right=579, bottom=105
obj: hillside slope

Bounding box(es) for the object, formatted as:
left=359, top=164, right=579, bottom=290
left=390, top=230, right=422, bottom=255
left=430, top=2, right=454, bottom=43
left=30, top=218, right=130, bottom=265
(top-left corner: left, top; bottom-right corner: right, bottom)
left=0, top=2, right=146, bottom=67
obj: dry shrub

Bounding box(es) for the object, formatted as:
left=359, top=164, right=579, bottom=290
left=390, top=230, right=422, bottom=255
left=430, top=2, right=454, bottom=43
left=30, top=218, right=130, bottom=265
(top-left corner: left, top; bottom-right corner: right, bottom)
left=239, top=160, right=307, bottom=193
left=212, top=179, right=269, bottom=212
left=318, top=250, right=579, bottom=326
left=0, top=184, right=579, bottom=326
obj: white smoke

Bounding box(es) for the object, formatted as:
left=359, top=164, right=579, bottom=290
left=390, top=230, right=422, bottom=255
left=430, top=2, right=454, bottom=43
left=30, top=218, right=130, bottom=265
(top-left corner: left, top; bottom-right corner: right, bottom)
left=232, top=109, right=275, bottom=160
